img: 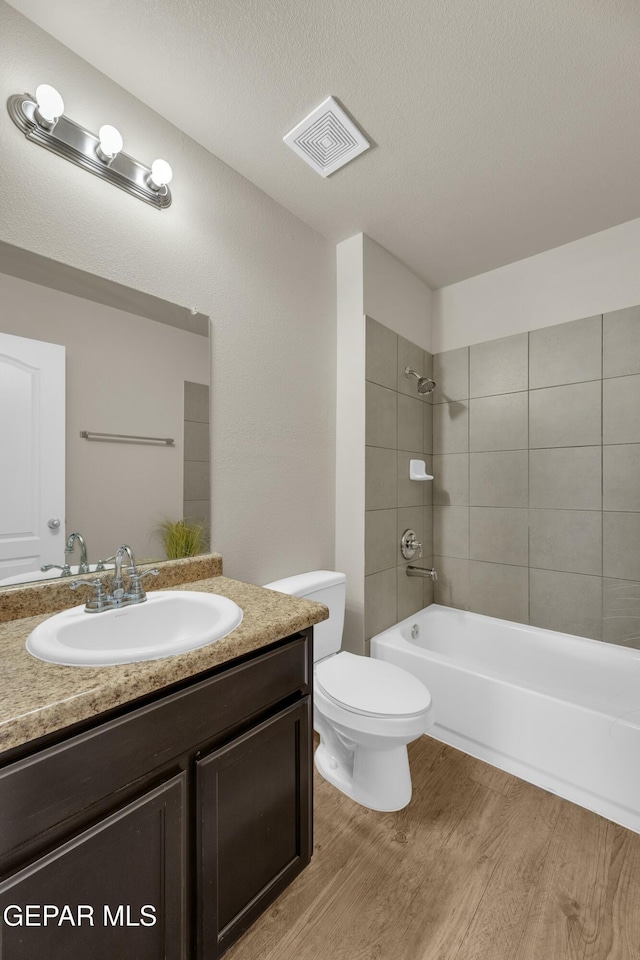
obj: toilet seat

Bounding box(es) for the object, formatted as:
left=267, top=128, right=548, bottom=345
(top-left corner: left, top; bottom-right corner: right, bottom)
left=315, top=651, right=431, bottom=719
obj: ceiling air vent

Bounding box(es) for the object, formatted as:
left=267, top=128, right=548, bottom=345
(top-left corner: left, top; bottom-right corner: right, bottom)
left=283, top=96, right=370, bottom=177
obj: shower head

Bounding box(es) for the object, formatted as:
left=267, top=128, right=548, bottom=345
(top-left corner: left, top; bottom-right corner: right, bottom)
left=404, top=366, right=437, bottom=395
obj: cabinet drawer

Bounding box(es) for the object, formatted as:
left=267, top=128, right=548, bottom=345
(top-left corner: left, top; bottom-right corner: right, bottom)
left=0, top=633, right=310, bottom=865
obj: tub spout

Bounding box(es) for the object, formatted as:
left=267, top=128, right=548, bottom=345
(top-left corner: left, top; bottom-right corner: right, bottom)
left=407, top=566, right=438, bottom=581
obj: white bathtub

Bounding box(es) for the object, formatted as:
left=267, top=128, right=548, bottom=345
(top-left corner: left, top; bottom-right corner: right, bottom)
left=371, top=604, right=640, bottom=834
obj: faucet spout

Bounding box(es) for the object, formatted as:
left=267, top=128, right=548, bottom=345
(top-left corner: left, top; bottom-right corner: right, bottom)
left=65, top=532, right=89, bottom=574
left=406, top=565, right=438, bottom=581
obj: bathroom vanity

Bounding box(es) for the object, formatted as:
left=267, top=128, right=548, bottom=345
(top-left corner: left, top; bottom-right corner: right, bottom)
left=0, top=566, right=327, bottom=959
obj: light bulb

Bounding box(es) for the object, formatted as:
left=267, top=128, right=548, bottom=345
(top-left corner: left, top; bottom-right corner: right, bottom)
left=34, top=84, right=64, bottom=128
left=149, top=159, right=173, bottom=190
left=97, top=124, right=123, bottom=162
left=98, top=124, right=123, bottom=157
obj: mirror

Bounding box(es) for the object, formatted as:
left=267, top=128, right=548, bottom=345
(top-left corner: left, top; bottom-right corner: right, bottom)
left=0, top=241, right=211, bottom=588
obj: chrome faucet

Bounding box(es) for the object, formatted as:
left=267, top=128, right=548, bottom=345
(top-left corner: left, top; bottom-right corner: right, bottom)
left=65, top=532, right=90, bottom=574
left=111, top=544, right=136, bottom=602
left=71, top=543, right=159, bottom=612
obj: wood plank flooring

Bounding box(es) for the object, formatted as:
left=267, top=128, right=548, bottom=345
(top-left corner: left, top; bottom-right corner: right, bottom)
left=225, top=736, right=640, bottom=960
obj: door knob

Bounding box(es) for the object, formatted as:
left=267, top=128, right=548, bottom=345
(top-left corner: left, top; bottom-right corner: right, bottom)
left=48, top=518, right=61, bottom=529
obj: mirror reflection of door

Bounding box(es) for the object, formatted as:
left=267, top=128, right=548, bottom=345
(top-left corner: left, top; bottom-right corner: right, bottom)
left=0, top=332, right=65, bottom=579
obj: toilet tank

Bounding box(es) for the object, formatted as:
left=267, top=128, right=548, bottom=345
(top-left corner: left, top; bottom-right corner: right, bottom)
left=263, top=571, right=346, bottom=662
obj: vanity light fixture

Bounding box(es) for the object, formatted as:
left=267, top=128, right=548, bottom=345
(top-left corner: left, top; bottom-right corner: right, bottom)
left=7, top=84, right=172, bottom=209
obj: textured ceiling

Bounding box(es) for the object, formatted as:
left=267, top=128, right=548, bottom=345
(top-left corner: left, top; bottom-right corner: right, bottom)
left=7, top=0, right=640, bottom=287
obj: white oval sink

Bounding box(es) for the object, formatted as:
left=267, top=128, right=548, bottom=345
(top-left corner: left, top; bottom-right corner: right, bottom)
left=26, top=590, right=243, bottom=666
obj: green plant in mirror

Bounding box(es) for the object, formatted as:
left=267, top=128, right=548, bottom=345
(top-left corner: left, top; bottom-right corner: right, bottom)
left=156, top=518, right=209, bottom=559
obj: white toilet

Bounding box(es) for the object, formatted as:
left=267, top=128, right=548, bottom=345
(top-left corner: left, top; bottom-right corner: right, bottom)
left=263, top=570, right=433, bottom=811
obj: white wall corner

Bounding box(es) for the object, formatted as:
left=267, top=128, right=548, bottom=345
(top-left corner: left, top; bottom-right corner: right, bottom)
left=362, top=235, right=433, bottom=352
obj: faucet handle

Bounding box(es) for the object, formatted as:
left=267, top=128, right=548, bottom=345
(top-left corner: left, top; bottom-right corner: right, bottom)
left=70, top=578, right=108, bottom=612
left=41, top=563, right=72, bottom=577
left=127, top=568, right=160, bottom=603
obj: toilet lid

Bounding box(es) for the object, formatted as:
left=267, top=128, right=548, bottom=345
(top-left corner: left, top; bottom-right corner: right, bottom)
left=315, top=652, right=431, bottom=717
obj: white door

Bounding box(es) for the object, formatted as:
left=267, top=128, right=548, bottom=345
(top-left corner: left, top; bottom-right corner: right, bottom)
left=0, top=332, right=65, bottom=580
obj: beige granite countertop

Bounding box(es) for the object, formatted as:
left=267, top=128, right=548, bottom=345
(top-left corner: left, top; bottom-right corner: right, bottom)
left=0, top=576, right=328, bottom=754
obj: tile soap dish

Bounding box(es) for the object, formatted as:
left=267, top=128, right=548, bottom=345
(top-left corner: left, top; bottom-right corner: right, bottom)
left=409, top=459, right=433, bottom=481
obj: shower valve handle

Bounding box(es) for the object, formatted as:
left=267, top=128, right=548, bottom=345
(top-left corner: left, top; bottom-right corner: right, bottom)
left=401, top=529, right=423, bottom=560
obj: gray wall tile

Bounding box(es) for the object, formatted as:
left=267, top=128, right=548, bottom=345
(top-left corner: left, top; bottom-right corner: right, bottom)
left=432, top=347, right=469, bottom=403
left=529, top=381, right=601, bottom=449
left=397, top=450, right=426, bottom=507
left=432, top=401, right=468, bottom=454
left=397, top=336, right=426, bottom=397
left=529, top=447, right=601, bottom=510
left=424, top=457, right=434, bottom=506
left=423, top=352, right=434, bottom=405
left=183, top=460, right=210, bottom=501
left=423, top=505, right=433, bottom=557
left=364, top=321, right=438, bottom=633
left=469, top=333, right=528, bottom=398
left=184, top=381, right=210, bottom=422
left=397, top=564, right=425, bottom=620
left=366, top=446, right=397, bottom=510
left=366, top=316, right=397, bottom=389
left=469, top=561, right=529, bottom=623
left=470, top=450, right=528, bottom=507
left=398, top=394, right=424, bottom=451
left=423, top=573, right=435, bottom=608
left=603, top=512, right=640, bottom=581
left=529, top=315, right=602, bottom=389
left=433, top=505, right=469, bottom=559
left=469, top=507, right=528, bottom=566
left=365, top=509, right=397, bottom=575
left=433, top=556, right=469, bottom=610
left=366, top=381, right=397, bottom=448
left=184, top=420, right=210, bottom=461
left=433, top=453, right=469, bottom=505
left=365, top=568, right=397, bottom=640
left=603, top=374, right=640, bottom=444
left=369, top=306, right=640, bottom=645
left=529, top=509, right=602, bottom=576
left=424, top=402, right=433, bottom=453
left=397, top=505, right=427, bottom=565
left=530, top=568, right=602, bottom=640
left=603, top=306, right=640, bottom=378
left=603, top=445, right=640, bottom=511
left=469, top=392, right=528, bottom=452
left=183, top=500, right=210, bottom=527
left=603, top=578, right=640, bottom=648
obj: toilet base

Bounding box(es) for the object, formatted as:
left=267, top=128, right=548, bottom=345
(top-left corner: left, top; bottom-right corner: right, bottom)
left=314, top=738, right=412, bottom=812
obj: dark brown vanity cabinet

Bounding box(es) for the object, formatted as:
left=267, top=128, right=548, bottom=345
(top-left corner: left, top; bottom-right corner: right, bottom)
left=0, top=630, right=313, bottom=959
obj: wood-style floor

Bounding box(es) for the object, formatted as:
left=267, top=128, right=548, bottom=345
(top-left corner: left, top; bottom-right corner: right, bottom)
left=225, top=735, right=640, bottom=960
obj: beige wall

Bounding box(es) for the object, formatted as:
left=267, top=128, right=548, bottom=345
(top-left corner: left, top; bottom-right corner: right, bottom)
left=0, top=2, right=336, bottom=585
left=0, top=271, right=209, bottom=560
left=433, top=218, right=640, bottom=352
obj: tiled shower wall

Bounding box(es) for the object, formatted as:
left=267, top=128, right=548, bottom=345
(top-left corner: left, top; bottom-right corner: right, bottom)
left=432, top=306, right=640, bottom=645
left=183, top=381, right=211, bottom=532
left=364, top=317, right=434, bottom=646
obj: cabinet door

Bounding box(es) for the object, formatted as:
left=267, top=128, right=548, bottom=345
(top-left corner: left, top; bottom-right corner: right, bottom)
left=0, top=774, right=187, bottom=960
left=197, top=698, right=312, bottom=958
